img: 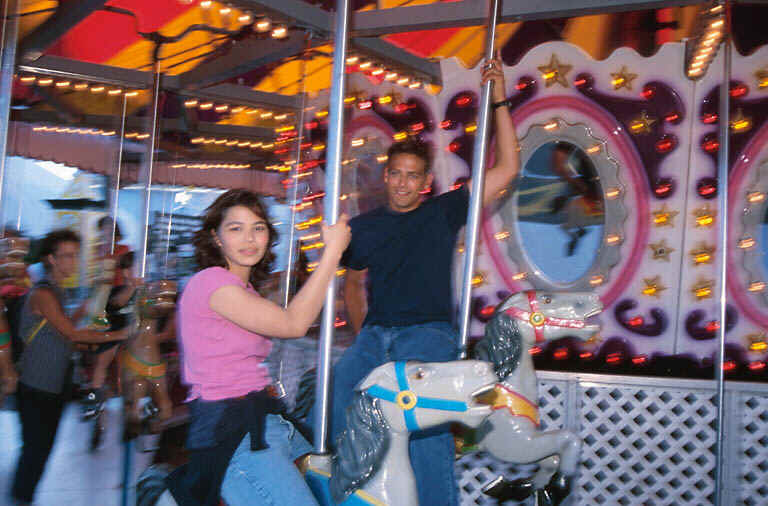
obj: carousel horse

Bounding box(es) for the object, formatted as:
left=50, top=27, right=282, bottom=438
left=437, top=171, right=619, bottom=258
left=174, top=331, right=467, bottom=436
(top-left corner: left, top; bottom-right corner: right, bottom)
left=122, top=280, right=176, bottom=425
left=0, top=236, right=31, bottom=299
left=305, top=359, right=498, bottom=506
left=475, top=290, right=602, bottom=505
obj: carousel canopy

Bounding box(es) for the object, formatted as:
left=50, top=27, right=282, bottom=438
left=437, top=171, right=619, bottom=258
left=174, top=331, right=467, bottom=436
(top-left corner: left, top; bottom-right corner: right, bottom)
left=7, top=0, right=768, bottom=187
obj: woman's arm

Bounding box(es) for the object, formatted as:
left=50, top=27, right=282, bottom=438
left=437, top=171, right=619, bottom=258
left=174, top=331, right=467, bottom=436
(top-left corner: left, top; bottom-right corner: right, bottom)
left=210, top=216, right=351, bottom=339
left=32, top=289, right=128, bottom=344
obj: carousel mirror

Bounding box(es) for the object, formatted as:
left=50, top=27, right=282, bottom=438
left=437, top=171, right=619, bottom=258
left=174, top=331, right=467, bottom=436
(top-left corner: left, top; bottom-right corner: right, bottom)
left=516, top=141, right=605, bottom=284
left=500, top=119, right=626, bottom=290
left=741, top=159, right=768, bottom=305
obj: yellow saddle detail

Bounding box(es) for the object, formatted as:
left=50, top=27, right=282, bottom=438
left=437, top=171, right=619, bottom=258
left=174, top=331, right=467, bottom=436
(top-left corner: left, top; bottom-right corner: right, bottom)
left=489, top=384, right=540, bottom=426
left=122, top=351, right=167, bottom=379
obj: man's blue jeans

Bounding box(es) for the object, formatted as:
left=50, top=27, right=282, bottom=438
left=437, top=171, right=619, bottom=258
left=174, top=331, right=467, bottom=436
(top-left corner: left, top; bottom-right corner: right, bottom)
left=330, top=322, right=460, bottom=506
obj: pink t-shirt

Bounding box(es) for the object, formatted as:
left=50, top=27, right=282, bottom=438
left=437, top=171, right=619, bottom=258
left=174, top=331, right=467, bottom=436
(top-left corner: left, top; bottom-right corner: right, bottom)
left=178, top=266, right=273, bottom=401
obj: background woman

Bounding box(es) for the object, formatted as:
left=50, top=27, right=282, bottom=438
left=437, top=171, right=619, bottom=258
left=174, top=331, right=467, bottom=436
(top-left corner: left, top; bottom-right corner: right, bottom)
left=10, top=229, right=128, bottom=505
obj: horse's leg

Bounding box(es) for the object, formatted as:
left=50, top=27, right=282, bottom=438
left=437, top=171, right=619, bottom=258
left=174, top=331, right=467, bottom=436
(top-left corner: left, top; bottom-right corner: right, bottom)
left=532, top=455, right=559, bottom=489
left=478, top=412, right=581, bottom=503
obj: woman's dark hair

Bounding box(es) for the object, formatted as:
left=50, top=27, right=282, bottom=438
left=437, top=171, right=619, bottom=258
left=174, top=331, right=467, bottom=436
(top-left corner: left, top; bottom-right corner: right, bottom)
left=193, top=189, right=277, bottom=288
left=40, top=229, right=81, bottom=270
left=98, top=216, right=123, bottom=241
left=386, top=140, right=432, bottom=173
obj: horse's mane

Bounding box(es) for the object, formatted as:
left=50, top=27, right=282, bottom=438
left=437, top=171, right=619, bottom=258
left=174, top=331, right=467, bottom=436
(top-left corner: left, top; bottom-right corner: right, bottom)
left=474, top=298, right=523, bottom=380
left=330, top=391, right=390, bottom=503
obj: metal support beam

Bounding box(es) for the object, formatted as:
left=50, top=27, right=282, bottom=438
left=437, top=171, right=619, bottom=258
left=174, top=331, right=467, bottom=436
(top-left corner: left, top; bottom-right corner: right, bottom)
left=175, top=32, right=310, bottom=89
left=17, top=0, right=108, bottom=63
left=458, top=0, right=500, bottom=357
left=351, top=0, right=704, bottom=37
left=0, top=0, right=20, bottom=236
left=313, top=0, right=351, bottom=455
left=231, top=0, right=443, bottom=85
left=175, top=82, right=303, bottom=110
left=11, top=110, right=275, bottom=140
left=18, top=55, right=153, bottom=89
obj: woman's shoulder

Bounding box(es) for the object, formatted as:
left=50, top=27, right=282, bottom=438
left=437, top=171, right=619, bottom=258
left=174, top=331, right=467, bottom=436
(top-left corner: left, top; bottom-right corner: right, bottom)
left=185, top=267, right=243, bottom=292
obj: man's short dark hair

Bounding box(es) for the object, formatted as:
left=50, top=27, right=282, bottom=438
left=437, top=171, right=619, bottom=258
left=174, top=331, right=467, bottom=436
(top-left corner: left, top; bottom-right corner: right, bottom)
left=386, top=140, right=432, bottom=173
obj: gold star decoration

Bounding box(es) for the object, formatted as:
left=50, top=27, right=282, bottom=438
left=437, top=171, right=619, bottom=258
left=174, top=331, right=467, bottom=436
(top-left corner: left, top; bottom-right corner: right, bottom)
left=756, top=68, right=768, bottom=90
left=693, top=204, right=717, bottom=228
left=747, top=333, right=768, bottom=352
left=652, top=204, right=679, bottom=227
left=730, top=108, right=752, bottom=133
left=642, top=276, right=667, bottom=298
left=610, top=66, right=638, bottom=91
left=690, top=242, right=716, bottom=266
left=648, top=238, right=675, bottom=261
left=629, top=111, right=657, bottom=135
left=537, top=54, right=572, bottom=88
left=691, top=278, right=715, bottom=300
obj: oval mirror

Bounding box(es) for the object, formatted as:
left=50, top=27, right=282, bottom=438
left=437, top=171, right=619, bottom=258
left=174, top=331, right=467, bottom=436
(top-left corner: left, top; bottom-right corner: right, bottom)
left=516, top=141, right=605, bottom=284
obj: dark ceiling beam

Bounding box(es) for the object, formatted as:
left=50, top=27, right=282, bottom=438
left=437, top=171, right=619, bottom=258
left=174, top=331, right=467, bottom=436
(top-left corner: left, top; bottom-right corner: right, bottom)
left=174, top=32, right=311, bottom=90
left=11, top=109, right=275, bottom=140
left=17, top=0, right=109, bottom=63
left=18, top=56, right=301, bottom=111
left=229, top=0, right=442, bottom=84
left=351, top=0, right=705, bottom=37
left=18, top=55, right=153, bottom=89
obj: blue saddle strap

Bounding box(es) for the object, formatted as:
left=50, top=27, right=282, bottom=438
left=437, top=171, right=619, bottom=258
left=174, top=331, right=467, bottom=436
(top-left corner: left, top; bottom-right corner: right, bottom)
left=365, top=361, right=468, bottom=432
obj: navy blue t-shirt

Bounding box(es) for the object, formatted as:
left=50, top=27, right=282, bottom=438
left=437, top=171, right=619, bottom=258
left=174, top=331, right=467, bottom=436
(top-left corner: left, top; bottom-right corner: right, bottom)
left=341, top=186, right=470, bottom=327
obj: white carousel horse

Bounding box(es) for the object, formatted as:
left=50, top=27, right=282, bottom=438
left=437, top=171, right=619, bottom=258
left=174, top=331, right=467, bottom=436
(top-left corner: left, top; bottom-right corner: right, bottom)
left=305, top=359, right=498, bottom=506
left=476, top=290, right=603, bottom=505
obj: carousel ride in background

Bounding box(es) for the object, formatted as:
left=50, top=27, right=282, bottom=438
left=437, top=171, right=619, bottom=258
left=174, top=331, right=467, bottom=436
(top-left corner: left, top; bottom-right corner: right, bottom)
left=2, top=0, right=768, bottom=505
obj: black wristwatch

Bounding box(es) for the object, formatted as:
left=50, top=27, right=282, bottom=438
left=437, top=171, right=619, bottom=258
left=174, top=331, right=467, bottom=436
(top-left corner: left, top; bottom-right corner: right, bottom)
left=492, top=98, right=512, bottom=110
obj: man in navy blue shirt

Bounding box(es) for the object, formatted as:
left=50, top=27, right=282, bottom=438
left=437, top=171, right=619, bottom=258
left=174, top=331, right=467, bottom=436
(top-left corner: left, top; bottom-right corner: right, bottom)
left=332, top=58, right=519, bottom=506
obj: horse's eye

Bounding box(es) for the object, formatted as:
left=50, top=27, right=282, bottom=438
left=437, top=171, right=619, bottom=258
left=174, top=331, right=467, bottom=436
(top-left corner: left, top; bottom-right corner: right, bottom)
left=543, top=296, right=552, bottom=304
left=412, top=370, right=426, bottom=380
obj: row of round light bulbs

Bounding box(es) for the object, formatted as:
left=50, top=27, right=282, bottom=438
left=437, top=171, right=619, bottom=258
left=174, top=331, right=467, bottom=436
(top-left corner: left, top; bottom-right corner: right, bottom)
left=345, top=55, right=426, bottom=89
left=182, top=98, right=292, bottom=122
left=17, top=75, right=141, bottom=97
left=32, top=125, right=149, bottom=139
left=687, top=4, right=725, bottom=79
left=177, top=0, right=290, bottom=39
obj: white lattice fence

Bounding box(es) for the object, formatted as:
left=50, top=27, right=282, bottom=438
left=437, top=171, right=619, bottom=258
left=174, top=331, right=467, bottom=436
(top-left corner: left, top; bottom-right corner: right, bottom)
left=735, top=388, right=768, bottom=506
left=273, top=340, right=768, bottom=505
left=455, top=372, right=768, bottom=506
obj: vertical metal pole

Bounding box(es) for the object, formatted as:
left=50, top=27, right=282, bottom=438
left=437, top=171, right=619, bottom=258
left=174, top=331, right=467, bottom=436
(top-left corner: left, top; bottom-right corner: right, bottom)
left=0, top=0, right=20, bottom=236
left=282, top=33, right=312, bottom=308
left=713, top=3, right=730, bottom=504
left=110, top=95, right=128, bottom=256
left=122, top=60, right=161, bottom=506
left=138, top=62, right=162, bottom=279
left=313, top=0, right=350, bottom=454
left=457, top=0, right=501, bottom=358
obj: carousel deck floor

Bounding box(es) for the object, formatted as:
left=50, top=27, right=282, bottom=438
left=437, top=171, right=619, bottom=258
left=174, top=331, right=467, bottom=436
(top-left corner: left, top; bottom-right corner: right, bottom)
left=1, top=398, right=156, bottom=506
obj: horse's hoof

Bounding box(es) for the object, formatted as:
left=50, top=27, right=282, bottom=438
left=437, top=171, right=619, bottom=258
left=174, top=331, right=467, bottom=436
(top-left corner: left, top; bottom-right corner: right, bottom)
left=482, top=475, right=536, bottom=501
left=538, top=472, right=573, bottom=506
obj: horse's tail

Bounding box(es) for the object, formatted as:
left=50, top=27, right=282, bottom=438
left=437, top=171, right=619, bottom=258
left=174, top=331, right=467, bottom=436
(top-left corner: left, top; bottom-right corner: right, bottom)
left=289, top=367, right=316, bottom=422
left=330, top=391, right=389, bottom=504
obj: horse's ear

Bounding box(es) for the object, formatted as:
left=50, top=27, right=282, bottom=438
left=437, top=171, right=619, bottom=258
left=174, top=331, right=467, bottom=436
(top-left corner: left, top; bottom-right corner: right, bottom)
left=357, top=362, right=395, bottom=391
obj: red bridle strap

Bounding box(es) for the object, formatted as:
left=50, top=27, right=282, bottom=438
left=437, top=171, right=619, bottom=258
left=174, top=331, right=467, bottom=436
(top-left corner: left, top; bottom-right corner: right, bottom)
left=504, top=291, right=586, bottom=343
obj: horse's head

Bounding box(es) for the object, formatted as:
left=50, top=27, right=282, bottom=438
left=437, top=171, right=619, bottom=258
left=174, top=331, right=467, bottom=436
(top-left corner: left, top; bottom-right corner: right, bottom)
left=137, top=280, right=177, bottom=319
left=500, top=290, right=602, bottom=343
left=359, top=360, right=498, bottom=433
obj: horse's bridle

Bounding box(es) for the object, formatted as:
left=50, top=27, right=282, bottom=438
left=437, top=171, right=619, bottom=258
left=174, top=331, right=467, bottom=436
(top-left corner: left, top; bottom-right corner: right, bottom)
left=503, top=290, right=587, bottom=343
left=365, top=361, right=468, bottom=432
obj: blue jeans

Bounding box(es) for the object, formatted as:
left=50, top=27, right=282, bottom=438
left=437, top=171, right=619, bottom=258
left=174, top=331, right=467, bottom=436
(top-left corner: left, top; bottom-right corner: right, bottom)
left=222, top=414, right=318, bottom=506
left=330, top=322, right=459, bottom=506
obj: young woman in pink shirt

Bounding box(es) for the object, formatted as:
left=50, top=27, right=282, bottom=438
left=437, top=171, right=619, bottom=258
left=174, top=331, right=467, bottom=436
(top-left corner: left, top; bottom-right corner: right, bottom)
left=166, top=189, right=349, bottom=505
